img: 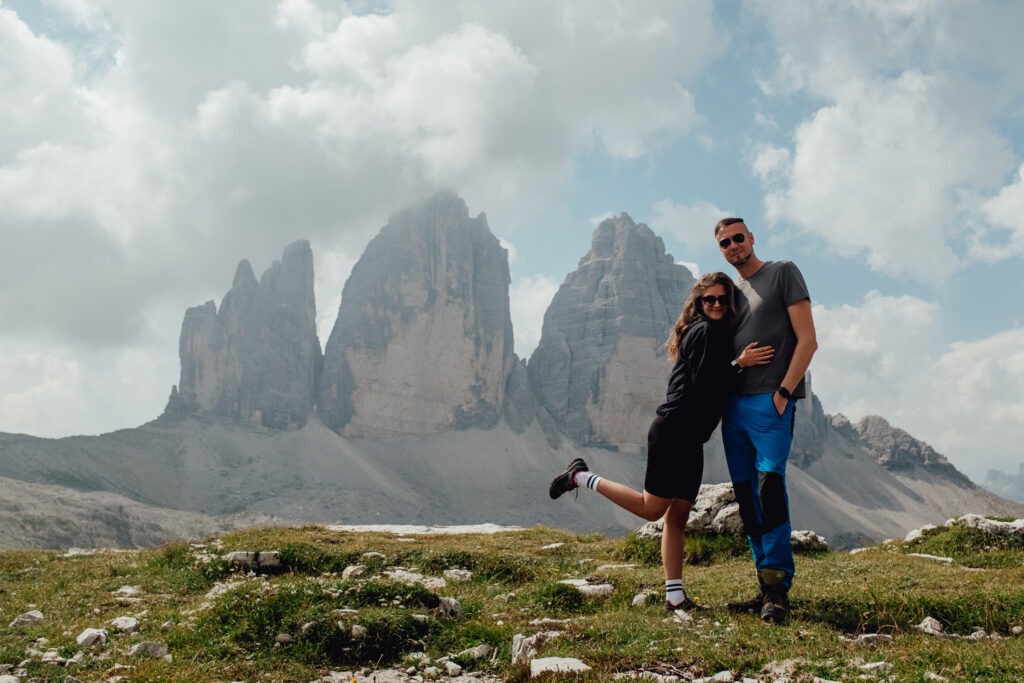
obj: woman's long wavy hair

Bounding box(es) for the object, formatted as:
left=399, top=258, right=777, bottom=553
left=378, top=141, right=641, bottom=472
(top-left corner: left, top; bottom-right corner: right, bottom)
left=664, top=271, right=739, bottom=362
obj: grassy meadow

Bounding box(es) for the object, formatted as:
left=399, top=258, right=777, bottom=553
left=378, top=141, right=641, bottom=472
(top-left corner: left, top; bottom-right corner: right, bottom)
left=1, top=522, right=1023, bottom=681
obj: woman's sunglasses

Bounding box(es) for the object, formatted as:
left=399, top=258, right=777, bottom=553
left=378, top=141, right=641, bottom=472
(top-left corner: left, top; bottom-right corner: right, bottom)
left=718, top=233, right=747, bottom=249
left=701, top=294, right=729, bottom=307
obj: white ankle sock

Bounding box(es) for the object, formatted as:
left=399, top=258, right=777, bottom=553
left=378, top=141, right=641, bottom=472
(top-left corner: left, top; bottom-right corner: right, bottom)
left=573, top=470, right=602, bottom=490
left=665, top=579, right=686, bottom=606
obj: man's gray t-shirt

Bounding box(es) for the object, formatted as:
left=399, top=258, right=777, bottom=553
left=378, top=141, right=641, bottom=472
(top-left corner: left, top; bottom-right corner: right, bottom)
left=733, top=260, right=810, bottom=397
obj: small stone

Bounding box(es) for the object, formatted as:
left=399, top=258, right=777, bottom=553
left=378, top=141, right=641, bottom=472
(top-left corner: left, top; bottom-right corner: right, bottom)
left=423, top=666, right=440, bottom=678
left=224, top=551, right=257, bottom=569
left=161, top=620, right=174, bottom=630
left=915, top=616, right=945, bottom=636
left=456, top=644, right=492, bottom=660
left=444, top=568, right=472, bottom=582
left=113, top=585, right=142, bottom=596
left=407, top=666, right=418, bottom=674
left=109, top=616, right=140, bottom=633
left=256, top=551, right=281, bottom=570
left=9, top=610, right=44, bottom=627
left=596, top=564, right=636, bottom=571
left=540, top=542, right=564, bottom=550
left=342, top=564, right=368, bottom=580
left=632, top=591, right=655, bottom=606
left=1013, top=625, right=1023, bottom=635
left=351, top=624, right=367, bottom=638
left=41, top=649, right=66, bottom=664
left=446, top=661, right=463, bottom=676
left=860, top=661, right=892, bottom=672
left=65, top=677, right=85, bottom=683
left=411, top=614, right=429, bottom=623
left=435, top=597, right=462, bottom=618
left=530, top=657, right=591, bottom=676
left=129, top=641, right=169, bottom=658
left=76, top=628, right=107, bottom=647
left=276, top=633, right=293, bottom=644
left=0, top=676, right=19, bottom=683
left=361, top=551, right=386, bottom=560
left=558, top=578, right=614, bottom=597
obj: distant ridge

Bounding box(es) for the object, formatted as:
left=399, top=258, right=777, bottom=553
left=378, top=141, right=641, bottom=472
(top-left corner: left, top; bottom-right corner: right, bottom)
left=0, top=192, right=1020, bottom=550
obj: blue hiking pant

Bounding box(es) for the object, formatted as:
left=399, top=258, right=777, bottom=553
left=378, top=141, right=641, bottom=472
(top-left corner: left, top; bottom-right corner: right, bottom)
left=722, top=392, right=796, bottom=590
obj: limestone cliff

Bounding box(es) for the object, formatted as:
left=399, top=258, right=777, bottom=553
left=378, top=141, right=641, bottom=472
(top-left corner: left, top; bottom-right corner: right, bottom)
left=167, top=240, right=320, bottom=430
left=527, top=214, right=695, bottom=450
left=317, top=193, right=515, bottom=437
left=853, top=415, right=972, bottom=486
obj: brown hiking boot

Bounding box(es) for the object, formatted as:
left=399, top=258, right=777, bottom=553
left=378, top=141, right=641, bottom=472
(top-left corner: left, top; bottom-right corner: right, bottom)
left=760, top=589, right=789, bottom=623
left=725, top=590, right=764, bottom=614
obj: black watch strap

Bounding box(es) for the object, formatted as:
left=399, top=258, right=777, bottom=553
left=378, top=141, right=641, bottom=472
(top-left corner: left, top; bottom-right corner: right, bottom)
left=777, top=386, right=794, bottom=400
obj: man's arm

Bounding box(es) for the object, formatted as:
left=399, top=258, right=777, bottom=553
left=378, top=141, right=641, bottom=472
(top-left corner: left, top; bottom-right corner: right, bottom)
left=773, top=298, right=817, bottom=414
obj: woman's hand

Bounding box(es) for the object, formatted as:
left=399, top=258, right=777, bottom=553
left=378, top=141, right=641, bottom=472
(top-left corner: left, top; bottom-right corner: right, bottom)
left=736, top=341, right=774, bottom=368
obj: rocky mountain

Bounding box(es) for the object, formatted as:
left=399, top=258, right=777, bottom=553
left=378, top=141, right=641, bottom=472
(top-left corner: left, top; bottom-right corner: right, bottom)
left=527, top=214, right=694, bottom=450
left=0, top=192, right=1020, bottom=550
left=317, top=193, right=516, bottom=437
left=166, top=240, right=320, bottom=430
left=983, top=465, right=1024, bottom=503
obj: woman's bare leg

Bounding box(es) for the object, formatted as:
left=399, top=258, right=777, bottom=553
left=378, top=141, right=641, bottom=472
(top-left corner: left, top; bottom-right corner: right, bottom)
left=592, top=479, right=672, bottom=522
left=662, top=498, right=694, bottom=581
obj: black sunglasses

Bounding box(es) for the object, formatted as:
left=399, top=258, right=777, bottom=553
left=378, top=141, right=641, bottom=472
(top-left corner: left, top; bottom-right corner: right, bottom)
left=718, top=233, right=747, bottom=249
left=701, top=294, right=729, bottom=307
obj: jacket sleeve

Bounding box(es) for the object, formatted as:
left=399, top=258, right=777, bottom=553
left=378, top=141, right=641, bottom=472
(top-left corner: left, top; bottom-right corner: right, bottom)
left=688, top=324, right=732, bottom=404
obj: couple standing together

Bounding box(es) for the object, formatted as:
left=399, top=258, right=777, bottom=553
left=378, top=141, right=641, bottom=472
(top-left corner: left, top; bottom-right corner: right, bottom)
left=549, top=218, right=818, bottom=624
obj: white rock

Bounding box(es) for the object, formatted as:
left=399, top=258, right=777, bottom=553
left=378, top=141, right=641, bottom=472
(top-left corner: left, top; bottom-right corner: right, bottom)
left=790, top=530, right=828, bottom=551
left=0, top=676, right=21, bottom=683
left=113, top=585, right=142, bottom=596
left=411, top=614, right=429, bottom=623
left=350, top=624, right=367, bottom=638
left=9, top=610, right=44, bottom=627
left=109, top=616, right=140, bottom=633
left=528, top=617, right=572, bottom=625
left=435, top=597, right=462, bottom=618
left=445, top=661, right=462, bottom=676
left=558, top=578, right=614, bottom=597
left=76, top=628, right=107, bottom=647
left=224, top=551, right=257, bottom=568
left=540, top=543, right=564, bottom=550
left=511, top=631, right=562, bottom=665
left=342, top=565, right=367, bottom=580
left=361, top=551, right=386, bottom=560
left=915, top=617, right=945, bottom=636
left=849, top=548, right=869, bottom=554
left=670, top=609, right=694, bottom=623
left=40, top=650, right=66, bottom=664
left=384, top=569, right=446, bottom=590
left=596, top=564, right=636, bottom=571
left=859, top=661, right=892, bottom=672
left=456, top=644, right=492, bottom=660
left=276, top=633, right=293, bottom=644
left=530, top=657, right=591, bottom=676
left=839, top=633, right=893, bottom=645
left=632, top=591, right=656, bottom=606
left=951, top=514, right=1024, bottom=536
left=923, top=672, right=948, bottom=681
left=423, top=666, right=440, bottom=678
left=1013, top=625, right=1023, bottom=635
left=257, top=550, right=281, bottom=570
left=406, top=652, right=431, bottom=665
left=908, top=553, right=953, bottom=563
left=129, top=641, right=169, bottom=658
left=905, top=524, right=937, bottom=542
left=443, top=569, right=472, bottom=582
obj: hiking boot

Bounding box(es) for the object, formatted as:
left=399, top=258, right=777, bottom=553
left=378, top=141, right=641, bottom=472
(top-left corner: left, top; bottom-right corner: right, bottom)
left=725, top=591, right=764, bottom=614
left=760, top=590, right=789, bottom=623
left=548, top=458, right=589, bottom=499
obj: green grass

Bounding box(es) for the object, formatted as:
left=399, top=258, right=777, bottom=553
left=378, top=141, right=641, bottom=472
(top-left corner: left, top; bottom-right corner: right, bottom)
left=1, top=525, right=1024, bottom=680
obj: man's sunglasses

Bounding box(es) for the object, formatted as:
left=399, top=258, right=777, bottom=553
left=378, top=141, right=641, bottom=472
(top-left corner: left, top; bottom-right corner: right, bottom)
left=718, top=233, right=748, bottom=249
left=700, top=294, right=729, bottom=307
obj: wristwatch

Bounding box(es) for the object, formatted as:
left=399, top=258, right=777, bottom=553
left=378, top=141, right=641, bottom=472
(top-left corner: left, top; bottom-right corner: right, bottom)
left=777, top=386, right=794, bottom=400
left=731, top=360, right=742, bottom=373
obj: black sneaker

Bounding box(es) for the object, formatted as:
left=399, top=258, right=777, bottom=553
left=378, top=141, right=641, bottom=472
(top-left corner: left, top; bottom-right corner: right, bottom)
left=726, top=591, right=765, bottom=614
left=760, top=590, right=789, bottom=623
left=664, top=596, right=705, bottom=612
left=548, top=458, right=589, bottom=499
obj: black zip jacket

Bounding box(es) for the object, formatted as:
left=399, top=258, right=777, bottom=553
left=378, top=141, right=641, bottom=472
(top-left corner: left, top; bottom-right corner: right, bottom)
left=655, top=318, right=735, bottom=443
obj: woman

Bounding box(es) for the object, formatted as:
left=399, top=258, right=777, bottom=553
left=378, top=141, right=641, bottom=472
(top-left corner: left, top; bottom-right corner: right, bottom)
left=548, top=272, right=773, bottom=610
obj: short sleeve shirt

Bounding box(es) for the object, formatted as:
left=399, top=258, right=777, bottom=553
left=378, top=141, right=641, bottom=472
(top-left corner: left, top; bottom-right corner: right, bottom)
left=732, top=260, right=810, bottom=397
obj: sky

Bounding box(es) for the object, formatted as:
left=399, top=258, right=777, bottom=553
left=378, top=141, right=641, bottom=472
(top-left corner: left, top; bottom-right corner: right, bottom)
left=1, top=0, right=1023, bottom=483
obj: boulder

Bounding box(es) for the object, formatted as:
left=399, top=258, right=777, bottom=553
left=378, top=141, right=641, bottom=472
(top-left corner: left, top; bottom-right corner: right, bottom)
left=9, top=610, right=44, bottom=627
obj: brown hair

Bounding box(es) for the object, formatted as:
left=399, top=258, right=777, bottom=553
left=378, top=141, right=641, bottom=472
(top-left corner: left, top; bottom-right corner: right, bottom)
left=714, top=217, right=745, bottom=236
left=664, top=272, right=738, bottom=361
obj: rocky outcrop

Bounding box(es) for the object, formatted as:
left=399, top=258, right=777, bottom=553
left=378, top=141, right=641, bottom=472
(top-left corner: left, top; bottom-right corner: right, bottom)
left=790, top=374, right=829, bottom=469
left=853, top=415, right=971, bottom=486
left=318, top=193, right=516, bottom=437
left=167, top=240, right=321, bottom=430
left=527, top=214, right=694, bottom=450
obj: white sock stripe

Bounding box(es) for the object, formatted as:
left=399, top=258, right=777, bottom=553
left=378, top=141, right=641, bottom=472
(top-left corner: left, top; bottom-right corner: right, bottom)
left=587, top=475, right=602, bottom=490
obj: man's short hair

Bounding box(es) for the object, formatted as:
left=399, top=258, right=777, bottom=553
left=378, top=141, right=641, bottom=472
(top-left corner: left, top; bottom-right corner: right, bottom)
left=714, top=217, right=745, bottom=236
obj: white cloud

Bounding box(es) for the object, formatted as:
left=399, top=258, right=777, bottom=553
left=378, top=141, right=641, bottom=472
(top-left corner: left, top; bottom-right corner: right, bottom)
left=980, top=162, right=1024, bottom=258
left=810, top=292, right=1024, bottom=473
left=650, top=198, right=733, bottom=250
left=676, top=261, right=699, bottom=278
left=750, top=1, right=1021, bottom=285
left=509, top=274, right=560, bottom=358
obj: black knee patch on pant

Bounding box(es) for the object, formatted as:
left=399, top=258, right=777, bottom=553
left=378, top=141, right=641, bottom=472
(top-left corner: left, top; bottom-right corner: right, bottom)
left=758, top=471, right=788, bottom=533
left=732, top=480, right=761, bottom=539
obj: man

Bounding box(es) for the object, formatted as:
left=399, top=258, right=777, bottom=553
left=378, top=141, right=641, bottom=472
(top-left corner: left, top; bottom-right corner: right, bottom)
left=714, top=217, right=817, bottom=623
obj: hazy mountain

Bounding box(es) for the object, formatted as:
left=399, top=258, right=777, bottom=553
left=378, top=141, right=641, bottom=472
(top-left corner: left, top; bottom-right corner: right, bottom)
left=0, top=192, right=1020, bottom=550
left=983, top=465, right=1024, bottom=503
